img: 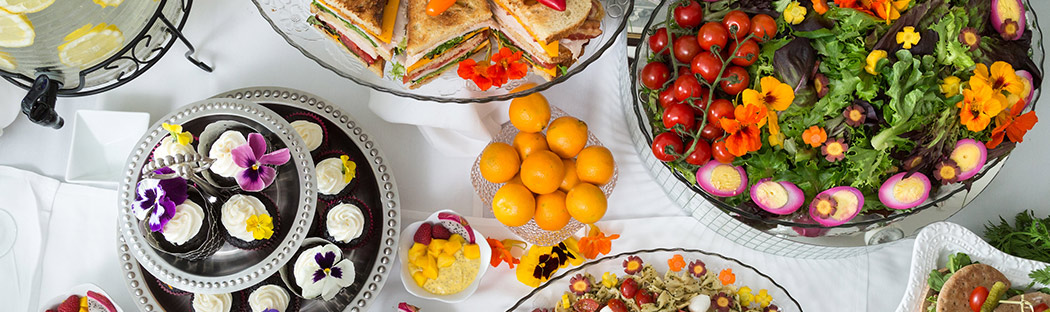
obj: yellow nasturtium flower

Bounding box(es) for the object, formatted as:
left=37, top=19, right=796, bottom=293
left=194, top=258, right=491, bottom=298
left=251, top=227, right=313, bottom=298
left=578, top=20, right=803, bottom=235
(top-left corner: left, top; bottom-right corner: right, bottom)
left=940, top=76, right=961, bottom=97
left=865, top=50, right=888, bottom=75
left=783, top=1, right=807, bottom=25
left=896, top=26, right=921, bottom=49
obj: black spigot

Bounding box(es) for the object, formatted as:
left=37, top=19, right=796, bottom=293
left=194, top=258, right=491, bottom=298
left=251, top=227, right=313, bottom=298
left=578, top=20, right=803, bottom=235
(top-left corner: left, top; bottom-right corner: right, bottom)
left=21, top=74, right=63, bottom=129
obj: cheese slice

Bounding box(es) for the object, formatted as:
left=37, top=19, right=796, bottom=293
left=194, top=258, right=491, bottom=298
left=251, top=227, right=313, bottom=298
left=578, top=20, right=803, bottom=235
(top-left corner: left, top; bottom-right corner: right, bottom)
left=406, top=28, right=486, bottom=73
left=318, top=0, right=399, bottom=44
left=534, top=63, right=557, bottom=77
left=494, top=0, right=559, bottom=58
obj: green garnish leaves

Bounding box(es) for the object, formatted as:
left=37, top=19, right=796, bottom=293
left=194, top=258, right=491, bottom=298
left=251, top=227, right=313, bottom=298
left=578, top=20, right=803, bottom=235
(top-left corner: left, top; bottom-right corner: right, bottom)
left=391, top=62, right=405, bottom=79
left=928, top=253, right=973, bottom=292
left=985, top=211, right=1050, bottom=263
left=947, top=252, right=973, bottom=273
left=1029, top=267, right=1050, bottom=286
left=928, top=269, right=950, bottom=292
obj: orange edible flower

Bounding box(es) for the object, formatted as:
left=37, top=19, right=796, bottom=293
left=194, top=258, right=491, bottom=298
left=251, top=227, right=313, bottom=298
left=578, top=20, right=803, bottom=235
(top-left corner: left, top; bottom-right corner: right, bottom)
left=834, top=0, right=909, bottom=23
left=742, top=77, right=795, bottom=147
left=971, top=62, right=1024, bottom=97
left=492, top=47, right=528, bottom=82
left=987, top=98, right=1039, bottom=149
left=958, top=84, right=1006, bottom=132
left=458, top=59, right=493, bottom=91
left=578, top=225, right=620, bottom=260
left=719, top=268, right=736, bottom=285
left=812, top=0, right=830, bottom=14
left=488, top=238, right=524, bottom=269
left=720, top=103, right=768, bottom=157
left=801, top=126, right=827, bottom=148
left=667, top=254, right=686, bottom=272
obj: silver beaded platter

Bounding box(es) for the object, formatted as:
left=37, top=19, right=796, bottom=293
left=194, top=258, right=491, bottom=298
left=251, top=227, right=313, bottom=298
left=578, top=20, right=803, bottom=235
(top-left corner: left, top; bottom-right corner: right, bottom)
left=116, top=98, right=318, bottom=306
left=116, top=88, right=402, bottom=312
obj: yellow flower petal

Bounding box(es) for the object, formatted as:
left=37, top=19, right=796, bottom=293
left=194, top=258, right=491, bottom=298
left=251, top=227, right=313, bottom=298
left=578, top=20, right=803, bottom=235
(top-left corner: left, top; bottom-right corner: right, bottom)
left=896, top=26, right=920, bottom=49
left=783, top=1, right=807, bottom=25
left=940, top=76, right=961, bottom=97
left=865, top=50, right=888, bottom=75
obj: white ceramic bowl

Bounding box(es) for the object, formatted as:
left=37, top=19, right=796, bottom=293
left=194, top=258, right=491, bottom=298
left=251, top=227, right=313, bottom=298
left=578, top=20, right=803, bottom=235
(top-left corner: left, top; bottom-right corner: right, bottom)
left=65, top=110, right=149, bottom=187
left=38, top=283, right=124, bottom=312
left=398, top=210, right=490, bottom=303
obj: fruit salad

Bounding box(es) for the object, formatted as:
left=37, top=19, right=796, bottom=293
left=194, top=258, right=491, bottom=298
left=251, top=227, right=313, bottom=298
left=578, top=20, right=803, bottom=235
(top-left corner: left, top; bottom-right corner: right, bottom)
left=406, top=221, right=483, bottom=295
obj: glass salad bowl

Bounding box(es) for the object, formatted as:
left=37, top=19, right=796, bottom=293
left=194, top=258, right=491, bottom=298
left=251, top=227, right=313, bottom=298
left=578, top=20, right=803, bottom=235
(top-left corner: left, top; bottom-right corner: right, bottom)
left=506, top=248, right=802, bottom=311
left=627, top=0, right=1044, bottom=257
left=251, top=0, right=631, bottom=103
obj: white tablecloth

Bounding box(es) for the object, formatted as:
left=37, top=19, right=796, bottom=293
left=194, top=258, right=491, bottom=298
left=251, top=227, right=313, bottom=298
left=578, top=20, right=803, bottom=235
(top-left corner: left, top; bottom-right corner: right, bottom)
left=1, top=0, right=1049, bottom=311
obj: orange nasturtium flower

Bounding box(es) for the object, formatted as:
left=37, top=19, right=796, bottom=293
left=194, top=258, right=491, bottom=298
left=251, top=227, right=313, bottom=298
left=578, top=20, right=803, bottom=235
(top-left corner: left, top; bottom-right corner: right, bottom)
left=577, top=225, right=620, bottom=259
left=742, top=76, right=795, bottom=146
left=834, top=0, right=909, bottom=23
left=719, top=268, right=736, bottom=285
left=801, top=126, right=828, bottom=148
left=667, top=254, right=686, bottom=272
left=458, top=59, right=493, bottom=90
left=970, top=62, right=1024, bottom=96
left=720, top=103, right=768, bottom=157
left=958, top=84, right=1006, bottom=132
left=987, top=98, right=1039, bottom=149
left=488, top=238, right=524, bottom=268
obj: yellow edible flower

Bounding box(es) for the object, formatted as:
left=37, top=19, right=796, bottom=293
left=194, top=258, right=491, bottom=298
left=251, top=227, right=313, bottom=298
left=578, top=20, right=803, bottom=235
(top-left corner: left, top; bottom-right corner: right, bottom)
left=161, top=123, right=194, bottom=146
left=561, top=294, right=571, bottom=309
left=737, top=286, right=755, bottom=307
left=896, top=26, right=921, bottom=49
left=940, top=76, right=961, bottom=97
left=755, top=289, right=774, bottom=308
left=601, top=272, right=618, bottom=288
left=339, top=155, right=357, bottom=183
left=783, top=1, right=807, bottom=25
left=865, top=50, right=888, bottom=75
left=245, top=214, right=274, bottom=240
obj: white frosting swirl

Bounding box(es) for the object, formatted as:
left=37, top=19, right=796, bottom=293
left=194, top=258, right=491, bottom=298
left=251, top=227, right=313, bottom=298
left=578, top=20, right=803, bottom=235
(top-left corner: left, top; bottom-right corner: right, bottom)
left=290, top=120, right=323, bottom=151
left=162, top=200, right=204, bottom=245
left=154, top=136, right=196, bottom=160
left=220, top=194, right=269, bottom=242
left=316, top=157, right=350, bottom=195
left=192, top=293, right=232, bottom=312
left=208, top=131, right=247, bottom=178
left=326, top=203, right=364, bottom=243
left=248, top=285, right=290, bottom=312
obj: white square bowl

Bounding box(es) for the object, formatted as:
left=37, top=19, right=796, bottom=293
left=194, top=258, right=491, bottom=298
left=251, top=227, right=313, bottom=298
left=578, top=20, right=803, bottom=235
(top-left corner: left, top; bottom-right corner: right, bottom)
left=65, top=110, right=149, bottom=188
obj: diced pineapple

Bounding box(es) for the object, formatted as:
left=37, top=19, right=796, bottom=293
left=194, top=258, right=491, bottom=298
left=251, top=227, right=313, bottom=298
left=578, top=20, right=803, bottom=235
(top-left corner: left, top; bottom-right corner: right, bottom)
left=463, top=244, right=480, bottom=259
left=412, top=271, right=427, bottom=287
left=443, top=239, right=462, bottom=255
left=437, top=253, right=456, bottom=268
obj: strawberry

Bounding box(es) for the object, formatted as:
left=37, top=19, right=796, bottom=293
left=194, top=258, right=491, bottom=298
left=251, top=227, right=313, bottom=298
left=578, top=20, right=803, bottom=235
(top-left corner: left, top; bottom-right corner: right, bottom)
left=56, top=295, right=80, bottom=312
left=414, top=223, right=433, bottom=245
left=432, top=224, right=451, bottom=240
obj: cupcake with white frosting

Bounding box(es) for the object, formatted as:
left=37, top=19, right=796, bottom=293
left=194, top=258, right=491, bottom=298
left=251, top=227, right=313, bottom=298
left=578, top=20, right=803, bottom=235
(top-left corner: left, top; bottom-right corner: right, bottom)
left=208, top=130, right=248, bottom=179
left=321, top=198, right=373, bottom=249
left=145, top=187, right=223, bottom=261
left=153, top=123, right=197, bottom=160
left=192, top=293, right=233, bottom=312
left=315, top=152, right=357, bottom=197
left=284, top=112, right=327, bottom=153
left=220, top=194, right=280, bottom=250
left=243, top=283, right=299, bottom=312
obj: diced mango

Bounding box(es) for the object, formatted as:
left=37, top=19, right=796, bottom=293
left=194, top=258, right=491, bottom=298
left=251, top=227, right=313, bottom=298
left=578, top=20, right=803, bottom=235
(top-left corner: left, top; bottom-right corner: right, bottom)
left=423, top=255, right=438, bottom=279
left=463, top=244, right=480, bottom=259
left=409, top=243, right=427, bottom=262
left=412, top=271, right=427, bottom=287
left=449, top=234, right=466, bottom=245
left=443, top=239, right=462, bottom=255
left=438, top=253, right=456, bottom=268
left=428, top=239, right=447, bottom=253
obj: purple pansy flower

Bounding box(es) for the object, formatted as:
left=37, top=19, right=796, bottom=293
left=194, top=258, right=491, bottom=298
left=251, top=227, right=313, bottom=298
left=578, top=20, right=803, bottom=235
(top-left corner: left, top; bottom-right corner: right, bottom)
left=299, top=245, right=354, bottom=300
left=133, top=167, right=188, bottom=232
left=232, top=133, right=291, bottom=192
left=262, top=309, right=278, bottom=312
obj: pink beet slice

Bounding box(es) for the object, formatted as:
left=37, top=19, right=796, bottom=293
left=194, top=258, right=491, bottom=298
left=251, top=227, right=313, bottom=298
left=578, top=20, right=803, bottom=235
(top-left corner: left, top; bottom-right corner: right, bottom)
left=879, top=172, right=931, bottom=210
left=750, top=178, right=805, bottom=215
left=808, top=186, right=864, bottom=227
left=696, top=161, right=747, bottom=197
left=950, top=139, right=987, bottom=181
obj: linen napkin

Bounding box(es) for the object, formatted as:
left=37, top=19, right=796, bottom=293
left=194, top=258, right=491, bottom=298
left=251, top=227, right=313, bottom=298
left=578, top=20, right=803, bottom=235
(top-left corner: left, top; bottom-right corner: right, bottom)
left=0, top=166, right=60, bottom=312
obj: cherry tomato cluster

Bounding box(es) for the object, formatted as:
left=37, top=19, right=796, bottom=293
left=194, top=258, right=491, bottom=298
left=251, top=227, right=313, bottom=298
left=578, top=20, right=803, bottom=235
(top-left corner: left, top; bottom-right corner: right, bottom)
left=640, top=1, right=777, bottom=167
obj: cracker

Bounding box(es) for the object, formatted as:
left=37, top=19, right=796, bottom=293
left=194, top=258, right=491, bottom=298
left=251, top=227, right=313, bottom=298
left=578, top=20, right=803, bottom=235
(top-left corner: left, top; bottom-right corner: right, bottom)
left=937, top=264, right=1011, bottom=312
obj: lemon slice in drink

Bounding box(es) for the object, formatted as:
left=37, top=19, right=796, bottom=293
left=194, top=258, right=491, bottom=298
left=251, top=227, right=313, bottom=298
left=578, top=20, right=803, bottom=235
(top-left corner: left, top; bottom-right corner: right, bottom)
left=0, top=0, right=55, bottom=13
left=0, top=10, right=33, bottom=48
left=91, top=0, right=124, bottom=8
left=0, top=51, right=15, bottom=71
left=58, top=23, right=124, bottom=68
